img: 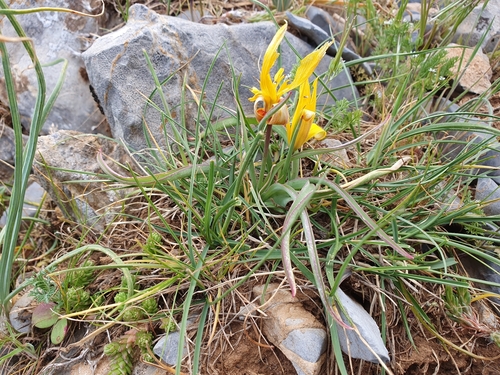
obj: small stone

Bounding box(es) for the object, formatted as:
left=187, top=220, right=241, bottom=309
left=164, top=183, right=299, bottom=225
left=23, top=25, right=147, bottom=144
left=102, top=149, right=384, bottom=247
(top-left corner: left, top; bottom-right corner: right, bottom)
left=474, top=300, right=499, bottom=330
left=317, top=138, right=350, bottom=167
left=237, top=303, right=259, bottom=320
left=153, top=331, right=187, bottom=366
left=0, top=182, right=45, bottom=228
left=475, top=177, right=500, bottom=216
left=335, top=288, right=390, bottom=363
left=9, top=293, right=36, bottom=334
left=445, top=44, right=492, bottom=94
left=253, top=284, right=327, bottom=375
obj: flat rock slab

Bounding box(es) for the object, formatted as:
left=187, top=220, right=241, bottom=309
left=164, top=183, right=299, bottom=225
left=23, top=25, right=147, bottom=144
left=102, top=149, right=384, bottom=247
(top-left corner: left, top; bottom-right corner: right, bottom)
left=83, top=4, right=358, bottom=152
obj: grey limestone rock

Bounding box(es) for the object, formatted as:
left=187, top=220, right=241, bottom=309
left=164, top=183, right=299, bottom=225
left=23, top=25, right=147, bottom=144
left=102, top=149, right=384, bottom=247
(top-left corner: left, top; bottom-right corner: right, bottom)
left=335, top=288, right=390, bottom=363
left=0, top=0, right=106, bottom=135
left=452, top=0, right=500, bottom=53
left=252, top=284, right=327, bottom=375
left=83, top=4, right=358, bottom=152
left=153, top=331, right=187, bottom=366
left=33, top=130, right=137, bottom=232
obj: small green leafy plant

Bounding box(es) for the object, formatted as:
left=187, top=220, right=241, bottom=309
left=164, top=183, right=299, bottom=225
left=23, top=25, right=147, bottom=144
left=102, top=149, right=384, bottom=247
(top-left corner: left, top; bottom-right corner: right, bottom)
left=30, top=260, right=95, bottom=345
left=104, top=330, right=155, bottom=375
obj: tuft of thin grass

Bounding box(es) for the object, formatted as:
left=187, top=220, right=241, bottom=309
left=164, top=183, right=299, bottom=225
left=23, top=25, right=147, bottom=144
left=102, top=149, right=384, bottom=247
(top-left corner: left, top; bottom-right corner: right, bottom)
left=4, top=0, right=500, bottom=374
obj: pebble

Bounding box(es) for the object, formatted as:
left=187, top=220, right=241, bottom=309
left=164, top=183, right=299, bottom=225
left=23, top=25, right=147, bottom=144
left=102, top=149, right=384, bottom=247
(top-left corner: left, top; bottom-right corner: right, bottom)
left=153, top=331, right=187, bottom=366
left=253, top=284, right=327, bottom=375
left=335, top=288, right=390, bottom=363
left=475, top=177, right=500, bottom=216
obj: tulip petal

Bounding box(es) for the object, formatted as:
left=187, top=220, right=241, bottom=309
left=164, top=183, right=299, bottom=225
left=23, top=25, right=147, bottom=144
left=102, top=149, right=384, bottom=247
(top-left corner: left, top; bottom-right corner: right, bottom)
left=287, top=78, right=326, bottom=151
left=259, top=23, right=287, bottom=108
left=279, top=41, right=332, bottom=96
left=307, top=123, right=326, bottom=141
left=249, top=24, right=331, bottom=130
left=268, top=103, right=290, bottom=125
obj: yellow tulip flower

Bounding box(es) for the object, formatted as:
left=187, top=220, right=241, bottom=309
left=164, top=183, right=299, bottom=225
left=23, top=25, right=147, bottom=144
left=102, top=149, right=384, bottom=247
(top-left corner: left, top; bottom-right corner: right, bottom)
left=249, top=23, right=332, bottom=125
left=286, top=78, right=326, bottom=151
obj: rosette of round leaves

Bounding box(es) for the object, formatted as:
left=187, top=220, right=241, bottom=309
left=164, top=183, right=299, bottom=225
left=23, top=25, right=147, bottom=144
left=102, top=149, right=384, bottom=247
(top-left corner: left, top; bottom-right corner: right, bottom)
left=32, top=302, right=68, bottom=345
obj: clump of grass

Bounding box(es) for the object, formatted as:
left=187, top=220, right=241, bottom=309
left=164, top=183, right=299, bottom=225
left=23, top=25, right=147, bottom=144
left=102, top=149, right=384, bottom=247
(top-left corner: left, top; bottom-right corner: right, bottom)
left=3, top=0, right=500, bottom=374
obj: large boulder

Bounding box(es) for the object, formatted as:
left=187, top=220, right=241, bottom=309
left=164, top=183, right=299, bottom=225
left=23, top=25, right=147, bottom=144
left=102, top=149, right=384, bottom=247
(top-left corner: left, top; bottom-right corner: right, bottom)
left=83, top=4, right=358, bottom=152
left=0, top=0, right=106, bottom=135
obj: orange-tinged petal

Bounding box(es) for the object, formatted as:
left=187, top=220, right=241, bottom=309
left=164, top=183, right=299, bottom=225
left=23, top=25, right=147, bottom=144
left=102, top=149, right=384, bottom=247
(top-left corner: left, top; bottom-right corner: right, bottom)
left=268, top=103, right=290, bottom=125
left=256, top=108, right=267, bottom=122
left=253, top=97, right=266, bottom=120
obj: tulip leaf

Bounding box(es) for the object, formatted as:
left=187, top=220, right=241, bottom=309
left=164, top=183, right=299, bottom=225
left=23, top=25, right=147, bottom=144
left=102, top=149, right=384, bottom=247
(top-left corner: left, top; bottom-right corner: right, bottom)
left=281, top=181, right=316, bottom=297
